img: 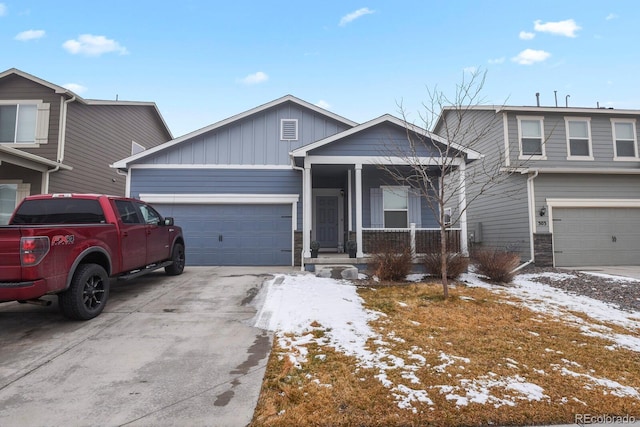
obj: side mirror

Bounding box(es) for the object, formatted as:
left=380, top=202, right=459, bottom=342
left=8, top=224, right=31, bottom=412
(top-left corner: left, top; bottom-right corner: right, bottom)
left=164, top=217, right=174, bottom=226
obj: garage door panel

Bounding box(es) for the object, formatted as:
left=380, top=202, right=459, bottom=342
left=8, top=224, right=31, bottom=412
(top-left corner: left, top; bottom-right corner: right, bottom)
left=152, top=203, right=292, bottom=266
left=553, top=207, right=640, bottom=267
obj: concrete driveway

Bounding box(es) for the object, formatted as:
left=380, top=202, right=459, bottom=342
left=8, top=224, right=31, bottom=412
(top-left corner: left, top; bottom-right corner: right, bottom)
left=0, top=266, right=293, bottom=427
left=562, top=266, right=640, bottom=280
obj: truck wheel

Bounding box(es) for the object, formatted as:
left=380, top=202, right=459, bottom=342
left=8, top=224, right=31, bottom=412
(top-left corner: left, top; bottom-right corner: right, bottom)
left=165, top=243, right=185, bottom=276
left=59, top=264, right=110, bottom=320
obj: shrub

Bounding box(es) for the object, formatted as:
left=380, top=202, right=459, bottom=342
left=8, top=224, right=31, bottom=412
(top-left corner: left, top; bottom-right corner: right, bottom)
left=369, top=244, right=413, bottom=282
left=472, top=248, right=521, bottom=283
left=424, top=252, right=469, bottom=280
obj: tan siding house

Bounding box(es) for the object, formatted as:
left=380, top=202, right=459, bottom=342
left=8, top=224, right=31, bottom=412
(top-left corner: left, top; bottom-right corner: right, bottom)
left=0, top=68, right=172, bottom=223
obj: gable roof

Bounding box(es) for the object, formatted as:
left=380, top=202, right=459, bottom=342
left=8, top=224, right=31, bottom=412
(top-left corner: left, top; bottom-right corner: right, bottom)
left=112, top=94, right=358, bottom=169
left=291, top=113, right=481, bottom=160
left=0, top=68, right=172, bottom=138
left=0, top=144, right=73, bottom=171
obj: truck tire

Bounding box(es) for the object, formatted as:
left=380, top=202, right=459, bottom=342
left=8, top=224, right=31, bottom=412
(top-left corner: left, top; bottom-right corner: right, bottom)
left=59, top=263, right=110, bottom=320
left=165, top=243, right=185, bottom=276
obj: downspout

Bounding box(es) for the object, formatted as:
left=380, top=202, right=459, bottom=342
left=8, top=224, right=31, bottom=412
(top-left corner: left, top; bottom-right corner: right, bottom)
left=290, top=156, right=306, bottom=271
left=46, top=94, right=76, bottom=193
left=511, top=170, right=539, bottom=273
left=57, top=95, right=76, bottom=163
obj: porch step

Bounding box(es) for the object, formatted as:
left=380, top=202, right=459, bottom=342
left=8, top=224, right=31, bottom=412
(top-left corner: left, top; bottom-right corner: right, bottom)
left=315, top=264, right=359, bottom=280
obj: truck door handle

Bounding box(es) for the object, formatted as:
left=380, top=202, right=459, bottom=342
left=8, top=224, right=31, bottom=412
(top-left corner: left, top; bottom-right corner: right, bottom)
left=122, top=231, right=129, bottom=237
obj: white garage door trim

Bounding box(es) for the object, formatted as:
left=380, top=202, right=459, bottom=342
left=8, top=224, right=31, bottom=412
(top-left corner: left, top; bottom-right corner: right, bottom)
left=546, top=198, right=640, bottom=267
left=546, top=198, right=640, bottom=234
left=140, top=193, right=299, bottom=266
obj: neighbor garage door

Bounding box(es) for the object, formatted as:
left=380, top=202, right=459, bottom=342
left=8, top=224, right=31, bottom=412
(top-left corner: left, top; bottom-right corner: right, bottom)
left=553, top=207, right=640, bottom=267
left=153, top=204, right=293, bottom=266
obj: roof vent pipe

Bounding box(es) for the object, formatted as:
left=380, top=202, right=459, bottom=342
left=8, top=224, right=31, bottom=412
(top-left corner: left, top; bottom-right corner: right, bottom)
left=554, top=90, right=558, bottom=107
left=535, top=92, right=540, bottom=107
left=565, top=94, right=570, bottom=107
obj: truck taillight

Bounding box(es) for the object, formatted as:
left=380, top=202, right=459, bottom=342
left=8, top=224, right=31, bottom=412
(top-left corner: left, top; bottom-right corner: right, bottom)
left=20, top=236, right=50, bottom=266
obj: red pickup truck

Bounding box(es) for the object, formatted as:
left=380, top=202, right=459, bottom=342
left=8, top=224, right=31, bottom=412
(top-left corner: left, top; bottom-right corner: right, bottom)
left=0, top=194, right=185, bottom=320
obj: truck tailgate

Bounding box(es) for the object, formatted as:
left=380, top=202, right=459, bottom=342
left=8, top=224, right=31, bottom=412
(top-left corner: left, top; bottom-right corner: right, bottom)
left=0, top=227, right=23, bottom=281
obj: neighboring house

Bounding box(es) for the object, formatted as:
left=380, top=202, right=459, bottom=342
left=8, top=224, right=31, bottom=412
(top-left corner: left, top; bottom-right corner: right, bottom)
left=0, top=68, right=172, bottom=224
left=435, top=105, right=640, bottom=268
left=112, top=95, right=479, bottom=267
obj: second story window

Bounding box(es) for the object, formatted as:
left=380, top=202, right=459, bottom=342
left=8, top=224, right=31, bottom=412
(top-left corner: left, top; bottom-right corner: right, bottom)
left=0, top=103, right=37, bottom=144
left=517, top=116, right=545, bottom=159
left=565, top=118, right=593, bottom=159
left=611, top=119, right=638, bottom=160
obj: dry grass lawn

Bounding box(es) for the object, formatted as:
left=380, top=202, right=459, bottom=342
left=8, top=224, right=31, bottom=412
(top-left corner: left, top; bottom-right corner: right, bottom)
left=250, top=280, right=640, bottom=426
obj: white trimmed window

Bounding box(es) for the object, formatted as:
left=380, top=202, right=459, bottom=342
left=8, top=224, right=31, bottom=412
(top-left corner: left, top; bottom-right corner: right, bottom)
left=382, top=186, right=408, bottom=228
left=0, top=101, right=49, bottom=145
left=517, top=116, right=545, bottom=159
left=611, top=119, right=638, bottom=160
left=565, top=118, right=593, bottom=160
left=280, top=119, right=298, bottom=141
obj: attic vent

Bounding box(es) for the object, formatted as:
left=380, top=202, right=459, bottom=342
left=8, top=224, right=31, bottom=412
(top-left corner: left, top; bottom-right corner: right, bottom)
left=280, top=119, right=298, bottom=141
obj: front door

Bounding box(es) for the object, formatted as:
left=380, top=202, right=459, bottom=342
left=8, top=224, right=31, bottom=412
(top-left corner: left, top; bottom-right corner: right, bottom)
left=316, top=196, right=338, bottom=249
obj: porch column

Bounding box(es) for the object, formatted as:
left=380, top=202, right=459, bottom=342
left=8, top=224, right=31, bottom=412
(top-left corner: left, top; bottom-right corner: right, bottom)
left=458, top=161, right=469, bottom=256
left=303, top=165, right=312, bottom=258
left=355, top=164, right=364, bottom=258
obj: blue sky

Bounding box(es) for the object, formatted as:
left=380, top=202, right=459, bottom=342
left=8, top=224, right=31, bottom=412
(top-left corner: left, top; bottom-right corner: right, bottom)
left=2, top=1, right=639, bottom=137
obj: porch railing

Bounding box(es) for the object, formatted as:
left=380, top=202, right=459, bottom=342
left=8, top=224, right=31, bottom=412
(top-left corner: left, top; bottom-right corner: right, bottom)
left=350, top=224, right=461, bottom=255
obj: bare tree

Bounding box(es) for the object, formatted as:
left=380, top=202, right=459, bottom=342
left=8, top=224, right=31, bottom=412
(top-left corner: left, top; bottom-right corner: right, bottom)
left=379, top=69, right=522, bottom=298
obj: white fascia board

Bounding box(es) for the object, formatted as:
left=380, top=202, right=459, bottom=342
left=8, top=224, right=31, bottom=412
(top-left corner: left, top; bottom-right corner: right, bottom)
left=305, top=155, right=462, bottom=167
left=113, top=95, right=356, bottom=170
left=546, top=198, right=640, bottom=208
left=139, top=193, right=299, bottom=204
left=442, top=104, right=640, bottom=116
left=526, top=167, right=640, bottom=175
left=0, top=68, right=76, bottom=96
left=0, top=145, right=72, bottom=171
left=127, top=163, right=293, bottom=170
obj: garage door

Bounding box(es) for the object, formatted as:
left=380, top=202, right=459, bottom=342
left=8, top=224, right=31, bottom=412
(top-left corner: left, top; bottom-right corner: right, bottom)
left=553, top=207, right=640, bottom=267
left=153, top=204, right=293, bottom=266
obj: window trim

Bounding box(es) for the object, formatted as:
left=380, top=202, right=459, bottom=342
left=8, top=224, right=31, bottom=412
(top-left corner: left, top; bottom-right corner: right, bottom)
left=0, top=99, right=48, bottom=146
left=382, top=185, right=408, bottom=228
left=280, top=119, right=298, bottom=141
left=611, top=118, right=638, bottom=161
left=517, top=116, right=546, bottom=160
left=565, top=117, right=593, bottom=160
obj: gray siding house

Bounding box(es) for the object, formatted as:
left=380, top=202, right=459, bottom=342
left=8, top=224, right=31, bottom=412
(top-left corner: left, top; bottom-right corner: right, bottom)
left=113, top=95, right=478, bottom=267
left=435, top=105, right=640, bottom=267
left=0, top=68, right=172, bottom=223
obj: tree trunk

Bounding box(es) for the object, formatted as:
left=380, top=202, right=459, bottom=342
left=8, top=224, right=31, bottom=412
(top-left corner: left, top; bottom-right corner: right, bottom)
left=441, top=224, right=449, bottom=299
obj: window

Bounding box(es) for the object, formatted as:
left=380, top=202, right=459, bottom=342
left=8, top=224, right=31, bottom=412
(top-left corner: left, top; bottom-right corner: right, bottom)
left=136, top=202, right=162, bottom=225
left=517, top=116, right=545, bottom=158
left=611, top=119, right=638, bottom=159
left=280, top=119, right=298, bottom=141
left=115, top=200, right=141, bottom=224
left=0, top=184, right=17, bottom=225
left=0, top=103, right=37, bottom=143
left=382, top=187, right=408, bottom=228
left=565, top=118, right=593, bottom=159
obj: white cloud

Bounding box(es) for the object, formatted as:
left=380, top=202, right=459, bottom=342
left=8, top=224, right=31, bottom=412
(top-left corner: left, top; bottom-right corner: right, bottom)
left=62, top=83, right=87, bottom=94
left=512, top=49, right=551, bottom=65
left=15, top=29, right=45, bottom=41
left=316, top=100, right=331, bottom=110
left=519, top=31, right=535, bottom=40
left=606, top=13, right=618, bottom=21
left=0, top=3, right=6, bottom=16
left=463, top=66, right=477, bottom=74
left=62, top=34, right=128, bottom=56
left=488, top=57, right=505, bottom=64
left=533, top=19, right=581, bottom=37
left=339, top=7, right=375, bottom=26
left=238, top=71, right=269, bottom=85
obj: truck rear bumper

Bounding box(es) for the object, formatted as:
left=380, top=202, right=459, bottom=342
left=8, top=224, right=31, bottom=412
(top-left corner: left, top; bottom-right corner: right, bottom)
left=0, top=279, right=48, bottom=302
